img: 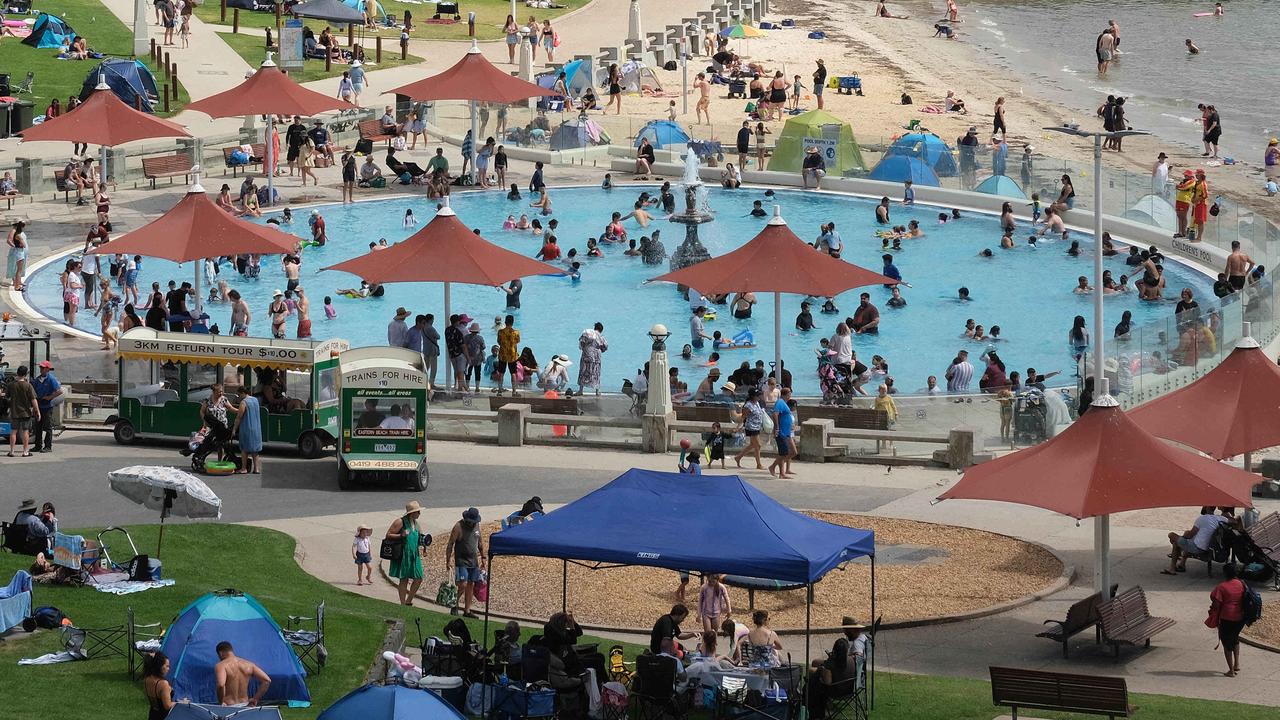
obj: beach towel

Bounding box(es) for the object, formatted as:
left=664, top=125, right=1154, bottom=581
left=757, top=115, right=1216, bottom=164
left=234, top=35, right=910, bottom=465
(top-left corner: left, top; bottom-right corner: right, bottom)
left=919, top=105, right=944, bottom=113
left=92, top=578, right=175, bottom=595
left=18, top=650, right=85, bottom=665
left=0, top=571, right=31, bottom=599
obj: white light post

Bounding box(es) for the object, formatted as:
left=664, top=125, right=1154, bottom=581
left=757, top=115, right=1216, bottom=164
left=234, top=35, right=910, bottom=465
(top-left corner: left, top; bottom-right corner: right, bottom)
left=1043, top=124, right=1150, bottom=597
left=681, top=36, right=689, bottom=116
left=628, top=0, right=642, bottom=44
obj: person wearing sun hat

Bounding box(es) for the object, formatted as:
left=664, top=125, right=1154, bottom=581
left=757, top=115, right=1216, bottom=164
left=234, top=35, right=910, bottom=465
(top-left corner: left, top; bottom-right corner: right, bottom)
left=386, top=501, right=426, bottom=606
left=806, top=616, right=870, bottom=719
left=1174, top=169, right=1197, bottom=238
left=802, top=144, right=827, bottom=190
left=388, top=307, right=412, bottom=347
left=540, top=354, right=573, bottom=392
left=446, top=508, right=486, bottom=617
left=1265, top=138, right=1280, bottom=181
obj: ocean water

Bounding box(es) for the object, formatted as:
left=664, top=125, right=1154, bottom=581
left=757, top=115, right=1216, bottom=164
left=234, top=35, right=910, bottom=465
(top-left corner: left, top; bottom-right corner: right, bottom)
left=26, top=186, right=1214, bottom=395
left=912, top=0, right=1276, bottom=159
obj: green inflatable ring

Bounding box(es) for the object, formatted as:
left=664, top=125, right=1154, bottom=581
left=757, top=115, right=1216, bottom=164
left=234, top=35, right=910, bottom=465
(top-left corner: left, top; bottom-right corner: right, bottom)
left=205, top=460, right=238, bottom=475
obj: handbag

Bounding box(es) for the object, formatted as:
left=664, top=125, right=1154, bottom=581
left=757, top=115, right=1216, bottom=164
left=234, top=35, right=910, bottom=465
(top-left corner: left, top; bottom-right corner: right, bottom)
left=379, top=537, right=403, bottom=561
left=474, top=570, right=489, bottom=602
left=436, top=581, right=458, bottom=608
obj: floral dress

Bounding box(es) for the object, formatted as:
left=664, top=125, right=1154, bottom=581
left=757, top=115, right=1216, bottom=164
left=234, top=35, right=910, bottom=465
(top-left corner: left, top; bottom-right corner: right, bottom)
left=577, top=329, right=607, bottom=388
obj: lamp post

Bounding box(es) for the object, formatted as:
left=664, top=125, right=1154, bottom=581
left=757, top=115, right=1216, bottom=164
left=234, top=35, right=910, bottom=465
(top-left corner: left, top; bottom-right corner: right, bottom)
left=680, top=36, right=689, bottom=116
left=643, top=323, right=673, bottom=452
left=518, top=28, right=533, bottom=112
left=1043, top=124, right=1150, bottom=597
left=628, top=0, right=642, bottom=44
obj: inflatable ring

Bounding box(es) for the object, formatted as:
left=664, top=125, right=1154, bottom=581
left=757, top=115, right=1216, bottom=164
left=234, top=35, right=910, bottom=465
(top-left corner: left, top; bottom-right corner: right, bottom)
left=703, top=311, right=717, bottom=321
left=205, top=460, right=238, bottom=475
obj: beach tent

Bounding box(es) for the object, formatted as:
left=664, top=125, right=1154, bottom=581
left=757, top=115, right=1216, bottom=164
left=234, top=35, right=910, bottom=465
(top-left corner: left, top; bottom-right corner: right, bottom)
left=974, top=174, right=1026, bottom=198
left=292, top=0, right=365, bottom=24
left=161, top=590, right=310, bottom=707
left=549, top=116, right=610, bottom=151
left=768, top=109, right=865, bottom=175
left=341, top=0, right=390, bottom=24
left=535, top=59, right=592, bottom=99
left=634, top=119, right=689, bottom=150
left=868, top=155, right=940, bottom=186
left=596, top=59, right=662, bottom=94
left=22, top=13, right=74, bottom=49
left=885, top=132, right=958, bottom=177
left=318, top=682, right=468, bottom=720
left=1125, top=194, right=1176, bottom=232
left=79, top=59, right=160, bottom=113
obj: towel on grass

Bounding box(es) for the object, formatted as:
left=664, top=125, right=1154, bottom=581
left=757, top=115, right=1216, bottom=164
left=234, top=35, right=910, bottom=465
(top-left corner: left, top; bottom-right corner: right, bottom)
left=93, top=579, right=175, bottom=595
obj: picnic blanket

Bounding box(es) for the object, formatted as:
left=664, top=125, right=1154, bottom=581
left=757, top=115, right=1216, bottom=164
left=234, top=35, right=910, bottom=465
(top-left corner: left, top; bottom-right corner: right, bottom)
left=92, top=579, right=175, bottom=595
left=0, top=571, right=32, bottom=632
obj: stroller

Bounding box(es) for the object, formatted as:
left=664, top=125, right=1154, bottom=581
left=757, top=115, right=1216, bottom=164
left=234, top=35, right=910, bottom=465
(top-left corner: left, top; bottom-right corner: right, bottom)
left=818, top=361, right=853, bottom=405
left=181, top=412, right=240, bottom=473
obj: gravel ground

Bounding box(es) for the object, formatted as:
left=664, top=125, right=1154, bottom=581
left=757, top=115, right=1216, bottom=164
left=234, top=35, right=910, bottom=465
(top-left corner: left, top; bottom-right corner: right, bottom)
left=427, top=512, right=1063, bottom=630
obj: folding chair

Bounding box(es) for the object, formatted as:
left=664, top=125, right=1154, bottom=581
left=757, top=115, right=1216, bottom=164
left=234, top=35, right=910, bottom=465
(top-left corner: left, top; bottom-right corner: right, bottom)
left=127, top=606, right=165, bottom=679
left=521, top=643, right=551, bottom=684
left=284, top=601, right=327, bottom=673
left=12, top=71, right=33, bottom=95
left=63, top=622, right=127, bottom=663
left=608, top=644, right=634, bottom=687
left=631, top=654, right=687, bottom=720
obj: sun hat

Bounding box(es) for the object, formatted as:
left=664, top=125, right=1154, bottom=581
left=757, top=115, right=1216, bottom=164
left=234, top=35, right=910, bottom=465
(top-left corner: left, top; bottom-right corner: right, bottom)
left=462, top=507, right=481, bottom=522
left=840, top=616, right=867, bottom=630
left=721, top=381, right=737, bottom=393
left=272, top=289, right=284, bottom=298
left=1157, top=152, right=1167, bottom=159
left=394, top=307, right=412, bottom=320
left=805, top=146, right=819, bottom=153
left=357, top=524, right=372, bottom=532
left=1271, top=138, right=1279, bottom=146
left=469, top=322, right=481, bottom=332
left=458, top=313, right=474, bottom=324
left=351, top=60, right=362, bottom=67
left=550, top=354, right=573, bottom=366
left=18, top=499, right=37, bottom=513
left=405, top=500, right=423, bottom=514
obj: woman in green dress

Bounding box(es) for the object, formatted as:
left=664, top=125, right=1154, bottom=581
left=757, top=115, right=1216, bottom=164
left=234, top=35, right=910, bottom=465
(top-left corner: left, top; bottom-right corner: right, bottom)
left=386, top=500, right=426, bottom=605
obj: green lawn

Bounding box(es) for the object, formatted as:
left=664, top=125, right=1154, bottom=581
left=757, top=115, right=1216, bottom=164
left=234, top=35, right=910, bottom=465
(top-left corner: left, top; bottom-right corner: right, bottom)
left=0, top=0, right=189, bottom=116
left=197, top=0, right=589, bottom=41
left=216, top=30, right=422, bottom=83
left=1, top=523, right=1275, bottom=720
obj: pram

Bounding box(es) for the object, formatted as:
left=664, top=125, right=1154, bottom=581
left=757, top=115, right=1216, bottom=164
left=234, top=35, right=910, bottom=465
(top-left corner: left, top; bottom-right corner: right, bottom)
left=181, top=413, right=240, bottom=474
left=818, top=360, right=853, bottom=406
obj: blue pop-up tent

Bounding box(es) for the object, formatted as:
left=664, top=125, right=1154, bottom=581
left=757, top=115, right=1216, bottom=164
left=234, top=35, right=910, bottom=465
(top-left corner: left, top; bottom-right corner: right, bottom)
left=161, top=590, right=310, bottom=707
left=885, top=132, right=957, bottom=177
left=974, top=174, right=1027, bottom=199
left=318, top=683, right=468, bottom=720
left=22, top=13, right=75, bottom=49
left=79, top=59, right=160, bottom=113
left=868, top=155, right=940, bottom=186
left=634, top=119, right=691, bottom=150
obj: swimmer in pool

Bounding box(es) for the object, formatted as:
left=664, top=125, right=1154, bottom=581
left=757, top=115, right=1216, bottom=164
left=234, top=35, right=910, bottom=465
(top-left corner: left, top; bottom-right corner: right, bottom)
left=1036, top=208, right=1065, bottom=237
left=750, top=200, right=768, bottom=217
left=937, top=212, right=949, bottom=224
left=1074, top=275, right=1093, bottom=294
left=978, top=248, right=994, bottom=257
left=1066, top=240, right=1081, bottom=256
left=503, top=215, right=516, bottom=229
left=404, top=208, right=417, bottom=228
left=958, top=287, right=972, bottom=301
left=1000, top=232, right=1014, bottom=249
left=336, top=281, right=372, bottom=298
left=531, top=189, right=553, bottom=215
left=508, top=184, right=522, bottom=200
left=1027, top=235, right=1038, bottom=248
left=586, top=238, right=604, bottom=257
left=621, top=202, right=652, bottom=227
left=624, top=238, right=642, bottom=257
left=972, top=324, right=985, bottom=341
left=963, top=318, right=976, bottom=337
left=905, top=219, right=924, bottom=238
left=531, top=219, right=544, bottom=236
left=1186, top=38, right=1200, bottom=54
left=516, top=214, right=531, bottom=230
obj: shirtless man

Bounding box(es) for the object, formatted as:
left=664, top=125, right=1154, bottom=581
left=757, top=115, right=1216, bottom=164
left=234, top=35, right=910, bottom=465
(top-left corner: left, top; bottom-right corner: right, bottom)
left=1225, top=241, right=1255, bottom=292
left=269, top=290, right=288, bottom=339
left=1036, top=208, right=1066, bottom=237
left=295, top=286, right=312, bottom=338
left=214, top=641, right=271, bottom=707
left=621, top=201, right=652, bottom=227
left=229, top=290, right=251, bottom=336
left=1096, top=27, right=1116, bottom=75
left=694, top=74, right=712, bottom=125
left=284, top=256, right=301, bottom=294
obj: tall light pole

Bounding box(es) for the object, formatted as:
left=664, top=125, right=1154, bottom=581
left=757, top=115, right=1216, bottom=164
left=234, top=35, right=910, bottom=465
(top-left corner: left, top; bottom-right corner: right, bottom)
left=680, top=36, right=689, bottom=116
left=1044, top=124, right=1150, bottom=597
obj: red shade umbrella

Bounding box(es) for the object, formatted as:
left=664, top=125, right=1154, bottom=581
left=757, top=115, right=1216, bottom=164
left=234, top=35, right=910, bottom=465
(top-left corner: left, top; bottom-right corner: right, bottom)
left=1128, top=328, right=1280, bottom=463
left=937, top=393, right=1257, bottom=591
left=185, top=56, right=356, bottom=205
left=19, top=86, right=190, bottom=147
left=87, top=173, right=300, bottom=313
left=322, top=199, right=563, bottom=320
left=649, top=208, right=898, bottom=383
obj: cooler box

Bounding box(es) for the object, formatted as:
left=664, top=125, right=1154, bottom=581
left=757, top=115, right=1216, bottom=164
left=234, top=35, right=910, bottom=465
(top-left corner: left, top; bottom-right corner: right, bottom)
left=419, top=675, right=466, bottom=711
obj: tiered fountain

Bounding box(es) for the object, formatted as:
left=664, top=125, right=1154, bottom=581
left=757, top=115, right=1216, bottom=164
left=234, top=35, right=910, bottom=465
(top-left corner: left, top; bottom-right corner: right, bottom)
left=667, top=148, right=715, bottom=272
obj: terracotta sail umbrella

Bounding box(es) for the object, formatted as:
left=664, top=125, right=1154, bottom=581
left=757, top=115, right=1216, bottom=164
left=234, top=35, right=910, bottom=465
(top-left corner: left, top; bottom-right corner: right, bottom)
left=937, top=390, right=1258, bottom=591
left=385, top=41, right=558, bottom=181
left=19, top=76, right=191, bottom=188
left=321, top=198, right=563, bottom=321
left=185, top=55, right=356, bottom=205
left=648, top=207, right=898, bottom=386
left=1128, top=323, right=1280, bottom=467
left=87, top=170, right=301, bottom=316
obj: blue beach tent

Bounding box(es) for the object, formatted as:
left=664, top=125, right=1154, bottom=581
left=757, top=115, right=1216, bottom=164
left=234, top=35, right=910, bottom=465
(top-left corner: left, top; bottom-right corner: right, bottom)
left=974, top=174, right=1027, bottom=199
left=868, top=155, right=940, bottom=187
left=490, top=469, right=875, bottom=583
left=79, top=59, right=160, bottom=113
left=22, top=13, right=75, bottom=49
left=319, top=683, right=469, bottom=720
left=165, top=705, right=283, bottom=719
left=885, top=132, right=958, bottom=177
left=161, top=590, right=310, bottom=707
left=634, top=119, right=691, bottom=150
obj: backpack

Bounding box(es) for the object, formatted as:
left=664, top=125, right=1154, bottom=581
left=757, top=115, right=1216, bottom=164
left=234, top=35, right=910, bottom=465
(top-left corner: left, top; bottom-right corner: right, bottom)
left=1241, top=580, right=1263, bottom=626
left=32, top=605, right=68, bottom=629
left=127, top=554, right=153, bottom=581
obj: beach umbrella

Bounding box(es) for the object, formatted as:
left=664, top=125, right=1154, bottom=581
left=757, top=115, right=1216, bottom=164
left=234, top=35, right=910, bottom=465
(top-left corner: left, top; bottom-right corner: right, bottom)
left=86, top=170, right=300, bottom=314
left=109, top=465, right=223, bottom=557
left=322, top=198, right=563, bottom=322
left=19, top=75, right=191, bottom=183
left=317, top=682, right=467, bottom=720
left=184, top=55, right=356, bottom=206
left=648, top=207, right=897, bottom=389
left=718, top=23, right=766, bottom=38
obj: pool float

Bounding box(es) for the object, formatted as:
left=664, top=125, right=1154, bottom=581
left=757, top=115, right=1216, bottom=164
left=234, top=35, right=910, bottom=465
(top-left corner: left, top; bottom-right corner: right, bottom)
left=1192, top=12, right=1214, bottom=16
left=703, top=310, right=717, bottom=321
left=205, top=460, right=237, bottom=475
left=338, top=291, right=366, bottom=299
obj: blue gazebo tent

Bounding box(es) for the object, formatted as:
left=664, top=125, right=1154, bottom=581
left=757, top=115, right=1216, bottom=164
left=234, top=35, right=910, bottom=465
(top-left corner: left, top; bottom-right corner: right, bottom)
left=79, top=59, right=160, bottom=113
left=165, top=705, right=283, bottom=720
left=318, top=683, right=468, bottom=720
left=868, top=155, right=940, bottom=186
left=634, top=119, right=690, bottom=150
left=974, top=174, right=1027, bottom=199
left=22, top=13, right=75, bottom=49
left=161, top=590, right=310, bottom=707
left=885, top=132, right=958, bottom=177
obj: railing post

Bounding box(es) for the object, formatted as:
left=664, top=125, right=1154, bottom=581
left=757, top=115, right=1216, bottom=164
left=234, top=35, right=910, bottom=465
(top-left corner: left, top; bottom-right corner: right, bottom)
left=163, top=83, right=171, bottom=113
left=375, top=35, right=382, bottom=63
left=799, top=418, right=834, bottom=462
left=220, top=0, right=227, bottom=22
left=233, top=8, right=240, bottom=33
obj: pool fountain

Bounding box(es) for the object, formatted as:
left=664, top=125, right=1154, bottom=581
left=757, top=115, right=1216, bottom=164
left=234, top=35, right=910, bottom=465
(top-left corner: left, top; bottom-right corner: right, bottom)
left=668, top=148, right=714, bottom=272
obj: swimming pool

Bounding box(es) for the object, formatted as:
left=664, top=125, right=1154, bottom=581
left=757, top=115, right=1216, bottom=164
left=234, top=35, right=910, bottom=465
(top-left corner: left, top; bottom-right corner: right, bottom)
left=27, top=186, right=1215, bottom=396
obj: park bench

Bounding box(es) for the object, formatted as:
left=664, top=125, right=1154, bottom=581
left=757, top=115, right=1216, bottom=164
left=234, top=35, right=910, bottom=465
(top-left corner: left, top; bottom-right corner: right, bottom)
left=797, top=405, right=889, bottom=430
left=1096, top=586, right=1175, bottom=659
left=489, top=396, right=579, bottom=415
left=673, top=404, right=735, bottom=424
left=53, top=169, right=74, bottom=202
left=141, top=153, right=195, bottom=189
left=1244, top=511, right=1280, bottom=589
left=223, top=143, right=266, bottom=177
left=1035, top=584, right=1117, bottom=658
left=65, top=379, right=119, bottom=419
left=358, top=119, right=397, bottom=148
left=989, top=666, right=1132, bottom=719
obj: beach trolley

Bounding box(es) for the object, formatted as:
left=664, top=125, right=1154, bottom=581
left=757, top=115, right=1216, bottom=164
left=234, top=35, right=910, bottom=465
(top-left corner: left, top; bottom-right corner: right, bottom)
left=107, top=328, right=349, bottom=458
left=336, top=346, right=429, bottom=492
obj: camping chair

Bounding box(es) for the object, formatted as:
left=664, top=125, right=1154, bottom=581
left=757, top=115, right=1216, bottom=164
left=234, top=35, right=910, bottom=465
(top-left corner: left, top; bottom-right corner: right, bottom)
left=127, top=606, right=165, bottom=679
left=12, top=71, right=33, bottom=95
left=631, top=654, right=687, bottom=720
left=521, top=643, right=551, bottom=684
left=64, top=620, right=128, bottom=663
left=284, top=601, right=327, bottom=674
left=608, top=644, right=633, bottom=687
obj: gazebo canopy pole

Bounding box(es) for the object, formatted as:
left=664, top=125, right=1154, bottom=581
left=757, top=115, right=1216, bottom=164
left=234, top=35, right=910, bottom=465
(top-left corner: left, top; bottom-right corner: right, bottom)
left=803, top=581, right=811, bottom=716
left=774, top=292, right=782, bottom=388
left=870, top=555, right=876, bottom=709
left=561, top=559, right=568, bottom=613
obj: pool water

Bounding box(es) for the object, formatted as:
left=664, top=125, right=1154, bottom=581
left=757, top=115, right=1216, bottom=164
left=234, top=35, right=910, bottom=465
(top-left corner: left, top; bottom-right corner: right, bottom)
left=28, top=186, right=1215, bottom=395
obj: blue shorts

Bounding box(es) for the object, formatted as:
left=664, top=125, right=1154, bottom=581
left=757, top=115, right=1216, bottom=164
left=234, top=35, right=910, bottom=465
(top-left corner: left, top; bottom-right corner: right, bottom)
left=354, top=551, right=371, bottom=565
left=125, top=269, right=139, bottom=288
left=813, top=85, right=824, bottom=96
left=1177, top=537, right=1203, bottom=555
left=455, top=565, right=483, bottom=583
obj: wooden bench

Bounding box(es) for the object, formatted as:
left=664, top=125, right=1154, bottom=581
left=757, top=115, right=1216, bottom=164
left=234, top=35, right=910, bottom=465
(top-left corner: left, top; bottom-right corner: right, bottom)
left=989, top=666, right=1132, bottom=719
left=674, top=404, right=736, bottom=423
left=1096, top=586, right=1175, bottom=659
left=488, top=396, right=580, bottom=415
left=1035, top=584, right=1117, bottom=658
left=223, top=143, right=266, bottom=177
left=797, top=405, right=889, bottom=430
left=53, top=169, right=74, bottom=202
left=141, top=153, right=195, bottom=189
left=1245, top=511, right=1280, bottom=589
left=358, top=119, right=397, bottom=148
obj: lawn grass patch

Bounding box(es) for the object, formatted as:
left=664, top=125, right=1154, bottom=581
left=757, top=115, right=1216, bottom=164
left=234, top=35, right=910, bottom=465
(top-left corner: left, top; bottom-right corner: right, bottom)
left=0, top=0, right=189, bottom=117
left=215, top=30, right=421, bottom=83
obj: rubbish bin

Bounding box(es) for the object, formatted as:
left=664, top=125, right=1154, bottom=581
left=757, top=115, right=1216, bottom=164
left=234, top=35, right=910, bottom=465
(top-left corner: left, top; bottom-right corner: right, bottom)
left=9, top=100, right=33, bottom=136
left=0, top=103, right=11, bottom=139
